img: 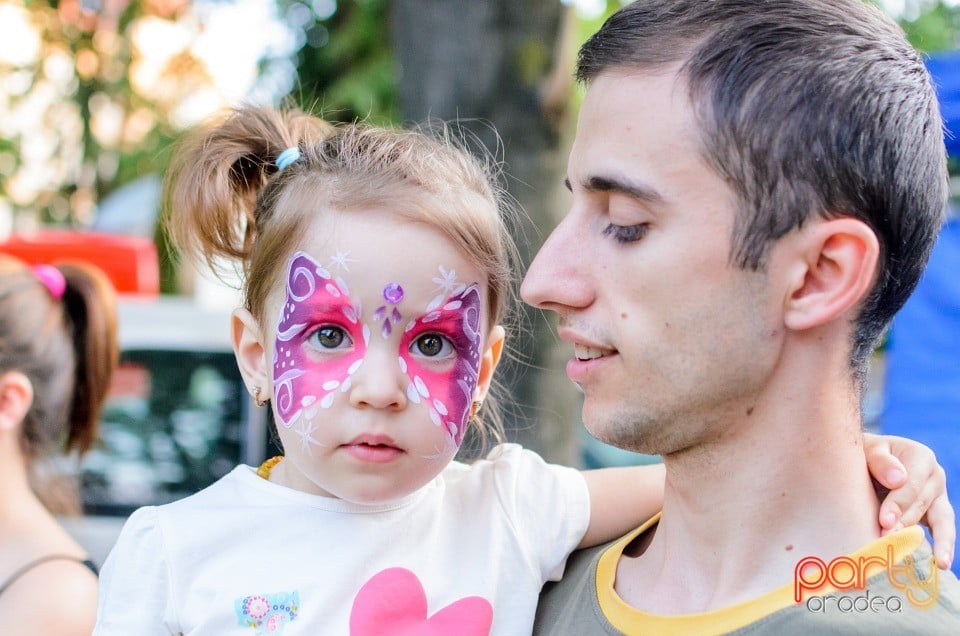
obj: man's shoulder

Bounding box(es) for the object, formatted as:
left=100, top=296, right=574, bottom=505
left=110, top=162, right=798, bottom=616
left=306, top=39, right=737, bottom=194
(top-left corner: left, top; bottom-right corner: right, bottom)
left=534, top=541, right=613, bottom=635
left=533, top=529, right=960, bottom=636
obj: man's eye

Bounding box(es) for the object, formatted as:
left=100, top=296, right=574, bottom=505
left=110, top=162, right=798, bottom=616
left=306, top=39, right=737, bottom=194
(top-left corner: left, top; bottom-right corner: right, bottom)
left=310, top=326, right=351, bottom=350
left=412, top=333, right=453, bottom=358
left=603, top=223, right=649, bottom=244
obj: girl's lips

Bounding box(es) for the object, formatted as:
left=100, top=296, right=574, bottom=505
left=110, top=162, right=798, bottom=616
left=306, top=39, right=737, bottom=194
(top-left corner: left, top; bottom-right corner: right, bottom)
left=341, top=435, right=404, bottom=463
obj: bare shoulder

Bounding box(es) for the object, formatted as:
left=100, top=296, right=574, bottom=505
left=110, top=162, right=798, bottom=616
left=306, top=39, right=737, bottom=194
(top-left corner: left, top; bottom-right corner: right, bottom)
left=0, top=557, right=98, bottom=636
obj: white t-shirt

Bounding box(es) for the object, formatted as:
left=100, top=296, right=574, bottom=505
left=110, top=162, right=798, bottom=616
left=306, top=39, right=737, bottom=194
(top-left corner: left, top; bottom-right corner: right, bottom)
left=94, top=444, right=590, bottom=635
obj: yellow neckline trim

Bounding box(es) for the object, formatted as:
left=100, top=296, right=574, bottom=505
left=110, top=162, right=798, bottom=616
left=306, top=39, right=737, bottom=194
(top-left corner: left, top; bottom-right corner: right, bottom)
left=596, top=513, right=924, bottom=635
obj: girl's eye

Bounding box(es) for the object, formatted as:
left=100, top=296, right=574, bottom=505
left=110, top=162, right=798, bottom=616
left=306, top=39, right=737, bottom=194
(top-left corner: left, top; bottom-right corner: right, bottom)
left=603, top=223, right=649, bottom=244
left=310, top=325, right=352, bottom=350
left=412, top=333, right=454, bottom=358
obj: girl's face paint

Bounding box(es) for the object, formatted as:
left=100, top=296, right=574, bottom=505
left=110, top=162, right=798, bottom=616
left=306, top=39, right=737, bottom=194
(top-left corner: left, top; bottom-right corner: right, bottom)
left=398, top=284, right=483, bottom=446
left=260, top=211, right=495, bottom=503
left=273, top=251, right=367, bottom=429
left=373, top=283, right=405, bottom=338
left=274, top=253, right=484, bottom=447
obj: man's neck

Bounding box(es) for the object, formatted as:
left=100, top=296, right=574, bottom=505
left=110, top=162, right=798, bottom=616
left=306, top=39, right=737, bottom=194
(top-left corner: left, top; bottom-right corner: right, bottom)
left=614, top=372, right=880, bottom=614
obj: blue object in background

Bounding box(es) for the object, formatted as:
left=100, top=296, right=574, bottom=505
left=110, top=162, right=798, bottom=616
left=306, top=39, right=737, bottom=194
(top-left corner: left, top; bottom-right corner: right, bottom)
left=882, top=218, right=960, bottom=577
left=927, top=50, right=960, bottom=158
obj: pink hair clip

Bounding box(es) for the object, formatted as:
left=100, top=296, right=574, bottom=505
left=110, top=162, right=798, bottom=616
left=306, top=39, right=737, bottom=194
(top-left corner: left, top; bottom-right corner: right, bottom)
left=30, top=264, right=66, bottom=300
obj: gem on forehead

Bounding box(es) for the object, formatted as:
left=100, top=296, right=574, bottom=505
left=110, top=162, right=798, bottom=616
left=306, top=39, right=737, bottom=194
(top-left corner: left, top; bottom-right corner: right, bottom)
left=383, top=283, right=404, bottom=304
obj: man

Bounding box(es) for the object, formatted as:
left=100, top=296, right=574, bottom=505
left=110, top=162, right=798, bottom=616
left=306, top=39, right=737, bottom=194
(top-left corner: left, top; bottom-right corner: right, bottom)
left=523, top=0, right=960, bottom=632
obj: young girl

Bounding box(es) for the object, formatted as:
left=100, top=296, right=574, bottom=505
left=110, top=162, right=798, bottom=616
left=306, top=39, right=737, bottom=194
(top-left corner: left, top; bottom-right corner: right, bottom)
left=0, top=257, right=118, bottom=635
left=94, top=106, right=953, bottom=635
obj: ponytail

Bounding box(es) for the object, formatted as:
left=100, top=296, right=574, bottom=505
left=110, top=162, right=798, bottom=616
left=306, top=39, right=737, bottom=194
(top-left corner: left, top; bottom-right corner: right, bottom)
left=58, top=263, right=119, bottom=455
left=164, top=106, right=333, bottom=277
left=0, top=258, right=118, bottom=514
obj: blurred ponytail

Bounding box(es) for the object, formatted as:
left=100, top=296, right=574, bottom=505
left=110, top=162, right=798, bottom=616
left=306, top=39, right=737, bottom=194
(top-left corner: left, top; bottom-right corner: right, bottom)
left=58, top=263, right=119, bottom=455
left=0, top=258, right=118, bottom=513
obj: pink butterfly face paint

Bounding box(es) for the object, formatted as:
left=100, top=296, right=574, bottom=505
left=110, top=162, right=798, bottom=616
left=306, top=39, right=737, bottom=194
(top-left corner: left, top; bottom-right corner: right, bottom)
left=399, top=284, right=483, bottom=446
left=273, top=251, right=367, bottom=428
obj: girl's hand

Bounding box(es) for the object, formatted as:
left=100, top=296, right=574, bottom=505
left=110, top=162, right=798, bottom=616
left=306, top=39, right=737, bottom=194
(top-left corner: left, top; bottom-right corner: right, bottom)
left=865, top=432, right=955, bottom=569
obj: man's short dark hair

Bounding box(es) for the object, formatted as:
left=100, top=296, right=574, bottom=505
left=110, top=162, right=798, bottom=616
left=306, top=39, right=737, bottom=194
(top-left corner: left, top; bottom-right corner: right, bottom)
left=578, top=0, right=948, bottom=371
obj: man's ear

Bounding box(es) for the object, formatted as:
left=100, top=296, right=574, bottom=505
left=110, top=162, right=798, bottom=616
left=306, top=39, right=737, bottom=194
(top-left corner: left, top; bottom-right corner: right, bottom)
left=233, top=308, right=270, bottom=398
left=783, top=217, right=880, bottom=332
left=0, top=371, right=33, bottom=433
left=474, top=325, right=506, bottom=402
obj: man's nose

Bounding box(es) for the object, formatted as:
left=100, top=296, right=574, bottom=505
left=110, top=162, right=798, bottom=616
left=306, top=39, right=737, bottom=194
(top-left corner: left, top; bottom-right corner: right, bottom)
left=521, top=214, right=595, bottom=311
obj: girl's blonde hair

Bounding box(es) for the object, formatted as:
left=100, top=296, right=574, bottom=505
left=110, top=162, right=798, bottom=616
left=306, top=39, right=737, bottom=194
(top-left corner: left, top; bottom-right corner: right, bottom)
left=165, top=105, right=518, bottom=452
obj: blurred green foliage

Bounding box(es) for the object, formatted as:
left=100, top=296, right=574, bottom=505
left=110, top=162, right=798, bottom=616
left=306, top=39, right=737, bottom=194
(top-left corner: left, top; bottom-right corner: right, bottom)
left=891, top=1, right=960, bottom=52
left=279, top=0, right=396, bottom=123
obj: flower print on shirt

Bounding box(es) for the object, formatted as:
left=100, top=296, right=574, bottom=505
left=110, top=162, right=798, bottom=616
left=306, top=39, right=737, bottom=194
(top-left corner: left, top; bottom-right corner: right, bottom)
left=235, top=591, right=299, bottom=635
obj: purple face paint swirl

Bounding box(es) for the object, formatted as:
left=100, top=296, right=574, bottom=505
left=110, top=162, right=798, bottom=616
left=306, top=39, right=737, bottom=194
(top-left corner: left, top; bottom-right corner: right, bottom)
left=273, top=251, right=367, bottom=428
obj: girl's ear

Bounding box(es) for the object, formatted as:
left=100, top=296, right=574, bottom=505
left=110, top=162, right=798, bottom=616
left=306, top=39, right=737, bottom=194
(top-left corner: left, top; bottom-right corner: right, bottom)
left=0, top=371, right=33, bottom=433
left=232, top=308, right=270, bottom=398
left=474, top=325, right=506, bottom=402
left=783, top=217, right=880, bottom=332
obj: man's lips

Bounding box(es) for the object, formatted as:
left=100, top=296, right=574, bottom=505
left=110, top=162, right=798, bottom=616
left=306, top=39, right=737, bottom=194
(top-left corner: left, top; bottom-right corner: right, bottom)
left=557, top=326, right=617, bottom=361
left=556, top=327, right=617, bottom=385
left=573, top=344, right=616, bottom=361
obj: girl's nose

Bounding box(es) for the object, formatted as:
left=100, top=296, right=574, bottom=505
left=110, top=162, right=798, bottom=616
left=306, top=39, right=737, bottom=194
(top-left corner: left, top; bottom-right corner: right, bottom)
left=347, top=346, right=408, bottom=411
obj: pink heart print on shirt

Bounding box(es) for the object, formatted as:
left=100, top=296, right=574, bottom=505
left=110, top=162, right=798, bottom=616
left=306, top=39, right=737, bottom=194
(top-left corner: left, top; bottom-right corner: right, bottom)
left=350, top=568, right=492, bottom=636
left=273, top=251, right=367, bottom=428
left=399, top=284, right=483, bottom=446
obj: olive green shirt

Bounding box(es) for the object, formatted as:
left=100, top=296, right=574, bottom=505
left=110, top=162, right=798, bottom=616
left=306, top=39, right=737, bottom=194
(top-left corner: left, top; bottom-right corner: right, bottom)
left=535, top=516, right=960, bottom=635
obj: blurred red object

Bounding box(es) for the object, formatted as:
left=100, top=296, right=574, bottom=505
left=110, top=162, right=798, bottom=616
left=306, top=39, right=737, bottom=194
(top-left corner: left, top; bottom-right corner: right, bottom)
left=0, top=231, right=159, bottom=296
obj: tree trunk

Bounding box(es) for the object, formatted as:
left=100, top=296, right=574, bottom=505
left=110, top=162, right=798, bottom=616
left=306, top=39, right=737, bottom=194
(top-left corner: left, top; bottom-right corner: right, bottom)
left=390, top=0, right=580, bottom=464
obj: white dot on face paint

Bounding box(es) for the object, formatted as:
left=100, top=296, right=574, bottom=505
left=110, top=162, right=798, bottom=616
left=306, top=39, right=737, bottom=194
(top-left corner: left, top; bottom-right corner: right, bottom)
left=398, top=357, right=407, bottom=373
left=443, top=300, right=462, bottom=311
left=322, top=380, right=340, bottom=391
left=302, top=395, right=316, bottom=407
left=348, top=359, right=363, bottom=375
left=324, top=283, right=341, bottom=297
left=407, top=383, right=421, bottom=404
left=340, top=378, right=351, bottom=392
left=363, top=324, right=371, bottom=345
left=429, top=409, right=442, bottom=427
left=414, top=376, right=429, bottom=398
left=433, top=399, right=448, bottom=416
left=321, top=393, right=335, bottom=409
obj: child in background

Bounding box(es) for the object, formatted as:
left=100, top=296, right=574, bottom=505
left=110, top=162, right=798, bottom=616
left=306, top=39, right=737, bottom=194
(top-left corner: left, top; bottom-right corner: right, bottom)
left=0, top=257, right=118, bottom=635
left=95, top=106, right=955, bottom=635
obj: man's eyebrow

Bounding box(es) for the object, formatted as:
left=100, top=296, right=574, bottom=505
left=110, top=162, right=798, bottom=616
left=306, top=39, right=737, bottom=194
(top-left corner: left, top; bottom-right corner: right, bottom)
left=564, top=175, right=662, bottom=203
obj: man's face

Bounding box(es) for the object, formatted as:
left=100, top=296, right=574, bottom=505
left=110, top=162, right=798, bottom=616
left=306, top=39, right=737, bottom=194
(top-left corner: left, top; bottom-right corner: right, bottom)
left=521, top=69, right=784, bottom=456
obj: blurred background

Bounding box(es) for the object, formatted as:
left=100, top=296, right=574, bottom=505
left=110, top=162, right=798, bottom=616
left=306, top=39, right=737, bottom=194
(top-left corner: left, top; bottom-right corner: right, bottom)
left=0, top=0, right=958, bottom=570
